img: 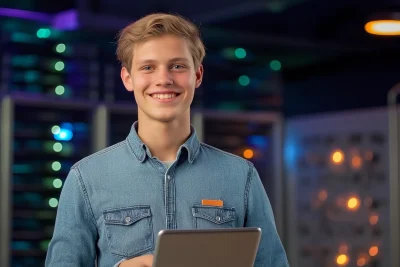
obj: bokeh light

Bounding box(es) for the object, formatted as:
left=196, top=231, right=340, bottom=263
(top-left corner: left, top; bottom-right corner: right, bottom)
left=369, top=246, right=378, bottom=257
left=243, top=149, right=254, bottom=159
left=347, top=197, right=360, bottom=211
left=332, top=150, right=344, bottom=164
left=336, top=254, right=349, bottom=266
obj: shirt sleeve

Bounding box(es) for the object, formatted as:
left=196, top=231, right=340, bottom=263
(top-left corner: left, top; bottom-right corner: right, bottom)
left=45, top=168, right=98, bottom=267
left=244, top=163, right=290, bottom=267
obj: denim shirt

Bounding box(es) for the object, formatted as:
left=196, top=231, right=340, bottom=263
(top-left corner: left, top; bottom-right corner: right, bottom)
left=45, top=122, right=289, bottom=267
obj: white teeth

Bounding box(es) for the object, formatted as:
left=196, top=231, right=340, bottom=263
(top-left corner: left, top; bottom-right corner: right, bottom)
left=152, top=93, right=177, bottom=99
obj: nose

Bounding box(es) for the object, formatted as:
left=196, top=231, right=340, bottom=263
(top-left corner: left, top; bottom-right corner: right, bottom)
left=156, top=67, right=173, bottom=87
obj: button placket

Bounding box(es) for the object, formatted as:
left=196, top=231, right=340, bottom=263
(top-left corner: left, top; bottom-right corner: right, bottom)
left=165, top=170, right=176, bottom=229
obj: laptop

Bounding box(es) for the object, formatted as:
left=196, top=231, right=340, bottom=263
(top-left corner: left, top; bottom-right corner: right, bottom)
left=152, top=227, right=261, bottom=267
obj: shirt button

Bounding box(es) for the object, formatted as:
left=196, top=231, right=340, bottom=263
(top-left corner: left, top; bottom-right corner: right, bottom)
left=216, top=216, right=221, bottom=222
left=167, top=175, right=171, bottom=180
left=125, top=216, right=131, bottom=223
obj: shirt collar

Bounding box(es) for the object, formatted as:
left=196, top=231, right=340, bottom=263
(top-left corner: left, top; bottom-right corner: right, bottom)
left=126, top=121, right=200, bottom=164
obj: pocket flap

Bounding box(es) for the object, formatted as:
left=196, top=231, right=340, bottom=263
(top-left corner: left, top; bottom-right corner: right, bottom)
left=103, top=206, right=151, bottom=226
left=192, top=205, right=235, bottom=225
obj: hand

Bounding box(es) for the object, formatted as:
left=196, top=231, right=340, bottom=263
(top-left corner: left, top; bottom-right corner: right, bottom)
left=119, top=254, right=154, bottom=267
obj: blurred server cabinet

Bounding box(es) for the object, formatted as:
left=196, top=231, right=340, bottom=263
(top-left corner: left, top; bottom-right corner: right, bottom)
left=198, top=111, right=284, bottom=238
left=0, top=23, right=100, bottom=100
left=0, top=94, right=97, bottom=267
left=285, top=109, right=391, bottom=267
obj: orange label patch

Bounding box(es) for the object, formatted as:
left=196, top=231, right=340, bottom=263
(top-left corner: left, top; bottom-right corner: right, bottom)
left=201, top=199, right=223, bottom=207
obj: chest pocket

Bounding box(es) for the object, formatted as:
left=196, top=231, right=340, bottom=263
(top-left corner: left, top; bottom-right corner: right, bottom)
left=103, top=206, right=154, bottom=258
left=192, top=205, right=236, bottom=229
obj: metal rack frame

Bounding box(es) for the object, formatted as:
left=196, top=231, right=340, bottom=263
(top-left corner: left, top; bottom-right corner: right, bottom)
left=388, top=82, right=400, bottom=267
left=0, top=96, right=13, bottom=267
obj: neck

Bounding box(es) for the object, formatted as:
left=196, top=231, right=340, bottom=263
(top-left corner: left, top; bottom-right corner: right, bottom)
left=137, top=113, right=191, bottom=162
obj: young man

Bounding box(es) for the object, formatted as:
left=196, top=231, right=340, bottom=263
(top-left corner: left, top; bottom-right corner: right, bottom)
left=45, top=13, right=289, bottom=267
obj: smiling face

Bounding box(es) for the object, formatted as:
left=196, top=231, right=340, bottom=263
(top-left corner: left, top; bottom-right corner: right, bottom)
left=121, top=34, right=203, bottom=124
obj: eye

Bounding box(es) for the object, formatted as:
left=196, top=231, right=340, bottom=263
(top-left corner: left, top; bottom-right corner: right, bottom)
left=141, top=66, right=153, bottom=71
left=171, top=64, right=185, bottom=69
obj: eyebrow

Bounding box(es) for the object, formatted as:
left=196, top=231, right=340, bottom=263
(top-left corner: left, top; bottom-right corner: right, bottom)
left=169, top=57, right=190, bottom=63
left=136, top=57, right=191, bottom=65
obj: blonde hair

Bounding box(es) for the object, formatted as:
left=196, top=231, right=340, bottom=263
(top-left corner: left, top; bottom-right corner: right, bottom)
left=116, top=13, right=206, bottom=71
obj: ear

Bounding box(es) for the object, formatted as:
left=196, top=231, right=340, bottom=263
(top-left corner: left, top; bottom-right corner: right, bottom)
left=121, top=67, right=134, bottom=92
left=195, top=64, right=204, bottom=88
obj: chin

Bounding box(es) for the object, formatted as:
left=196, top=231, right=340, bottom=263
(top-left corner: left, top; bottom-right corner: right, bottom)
left=155, top=116, right=177, bottom=123
left=149, top=112, right=178, bottom=123
left=139, top=106, right=188, bottom=123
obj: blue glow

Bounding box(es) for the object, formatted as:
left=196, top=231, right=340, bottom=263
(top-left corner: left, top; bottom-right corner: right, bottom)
left=60, top=122, right=73, bottom=131
left=247, top=135, right=268, bottom=148
left=53, top=122, right=74, bottom=141
left=53, top=129, right=73, bottom=141
left=284, top=141, right=297, bottom=169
